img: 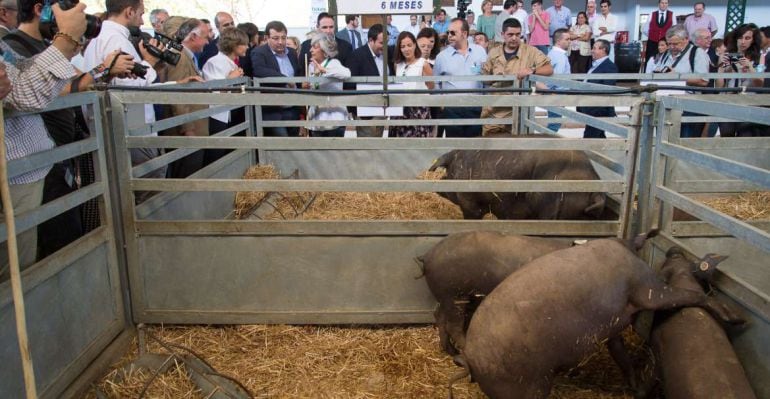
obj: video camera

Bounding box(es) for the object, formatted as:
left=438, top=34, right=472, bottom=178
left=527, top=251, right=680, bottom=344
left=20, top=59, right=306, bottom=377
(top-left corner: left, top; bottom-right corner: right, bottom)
left=128, top=26, right=181, bottom=67
left=39, top=0, right=102, bottom=40
left=457, top=0, right=472, bottom=19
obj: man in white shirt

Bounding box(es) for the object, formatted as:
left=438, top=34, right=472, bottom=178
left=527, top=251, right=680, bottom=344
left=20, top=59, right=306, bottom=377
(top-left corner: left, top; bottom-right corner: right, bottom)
left=83, top=0, right=200, bottom=189
left=407, top=15, right=421, bottom=36
left=496, top=0, right=528, bottom=42
left=591, top=0, right=617, bottom=61
left=586, top=0, right=597, bottom=30
left=545, top=28, right=570, bottom=131
left=662, top=25, right=710, bottom=137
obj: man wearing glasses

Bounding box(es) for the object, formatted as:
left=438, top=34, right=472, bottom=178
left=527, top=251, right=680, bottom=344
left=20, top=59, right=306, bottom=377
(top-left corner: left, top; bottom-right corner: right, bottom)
left=251, top=20, right=301, bottom=137
left=0, top=0, right=18, bottom=38
left=433, top=18, right=487, bottom=137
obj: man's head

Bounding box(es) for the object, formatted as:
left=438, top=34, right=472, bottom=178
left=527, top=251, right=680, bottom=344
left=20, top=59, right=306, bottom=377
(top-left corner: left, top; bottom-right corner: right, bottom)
left=592, top=39, right=610, bottom=60
left=693, top=2, right=705, bottom=17
left=265, top=20, right=288, bottom=54
left=503, top=0, right=516, bottom=12
left=214, top=12, right=234, bottom=31
left=367, top=23, right=385, bottom=56
left=436, top=9, right=447, bottom=23
left=448, top=17, right=469, bottom=50
left=200, top=19, right=215, bottom=40
left=665, top=24, right=689, bottom=56
left=237, top=22, right=260, bottom=46
left=586, top=0, right=596, bottom=14
left=345, top=15, right=359, bottom=28
left=0, top=0, right=18, bottom=30
left=317, top=12, right=335, bottom=35
left=553, top=0, right=563, bottom=8
left=177, top=18, right=210, bottom=53
left=17, top=0, right=43, bottom=26
left=474, top=32, right=489, bottom=50
left=600, top=0, right=611, bottom=16
left=466, top=11, right=475, bottom=25
left=553, top=28, right=570, bottom=50
left=149, top=9, right=168, bottom=33
left=387, top=14, right=393, bottom=25
left=501, top=17, right=523, bottom=51
left=760, top=26, right=770, bottom=50
left=692, top=28, right=712, bottom=49
left=658, top=0, right=668, bottom=11
left=531, top=0, right=542, bottom=13
left=106, top=0, right=145, bottom=28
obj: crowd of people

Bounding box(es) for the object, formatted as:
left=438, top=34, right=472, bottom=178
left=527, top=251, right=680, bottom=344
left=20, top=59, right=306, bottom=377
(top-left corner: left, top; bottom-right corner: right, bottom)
left=0, top=0, right=769, bottom=280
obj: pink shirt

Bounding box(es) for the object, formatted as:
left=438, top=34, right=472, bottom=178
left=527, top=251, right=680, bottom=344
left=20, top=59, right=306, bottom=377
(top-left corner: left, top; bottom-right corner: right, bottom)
left=528, top=12, right=551, bottom=46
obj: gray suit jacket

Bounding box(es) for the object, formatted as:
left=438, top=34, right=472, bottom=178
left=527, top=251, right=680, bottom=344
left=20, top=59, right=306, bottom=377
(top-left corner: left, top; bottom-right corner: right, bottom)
left=336, top=28, right=363, bottom=49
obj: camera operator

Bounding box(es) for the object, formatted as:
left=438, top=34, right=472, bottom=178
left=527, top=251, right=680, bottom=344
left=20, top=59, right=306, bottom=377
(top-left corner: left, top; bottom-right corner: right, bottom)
left=3, top=0, right=136, bottom=259
left=82, top=0, right=200, bottom=199
left=0, top=3, right=87, bottom=280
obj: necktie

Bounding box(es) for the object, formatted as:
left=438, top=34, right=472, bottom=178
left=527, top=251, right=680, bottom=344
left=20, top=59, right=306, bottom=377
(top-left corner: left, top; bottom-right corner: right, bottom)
left=659, top=12, right=664, bottom=26
left=350, top=31, right=356, bottom=48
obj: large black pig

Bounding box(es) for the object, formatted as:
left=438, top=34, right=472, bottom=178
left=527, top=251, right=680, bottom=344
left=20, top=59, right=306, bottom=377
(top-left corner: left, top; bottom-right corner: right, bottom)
left=647, top=247, right=756, bottom=399
left=428, top=134, right=606, bottom=220
left=417, top=231, right=572, bottom=355
left=452, top=238, right=744, bottom=399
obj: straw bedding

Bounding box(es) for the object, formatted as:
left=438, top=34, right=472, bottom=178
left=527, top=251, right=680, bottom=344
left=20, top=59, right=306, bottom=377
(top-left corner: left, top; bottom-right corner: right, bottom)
left=89, top=325, right=646, bottom=399
left=233, top=165, right=463, bottom=220
left=700, top=191, right=770, bottom=221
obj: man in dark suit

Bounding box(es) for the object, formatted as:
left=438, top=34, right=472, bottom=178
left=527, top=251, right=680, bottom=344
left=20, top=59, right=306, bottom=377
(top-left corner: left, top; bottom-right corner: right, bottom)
left=336, top=15, right=363, bottom=49
left=576, top=39, right=618, bottom=139
left=297, top=12, right=352, bottom=77
left=345, top=24, right=395, bottom=137
left=250, top=20, right=301, bottom=137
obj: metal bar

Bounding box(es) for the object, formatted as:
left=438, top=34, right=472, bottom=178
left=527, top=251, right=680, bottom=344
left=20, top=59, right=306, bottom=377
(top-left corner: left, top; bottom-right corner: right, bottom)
left=635, top=95, right=659, bottom=235
left=129, top=104, right=239, bottom=136
left=659, top=142, right=770, bottom=190
left=2, top=91, right=101, bottom=117
left=130, top=122, right=248, bottom=177
left=249, top=117, right=514, bottom=128
left=0, top=183, right=103, bottom=242
left=134, top=220, right=620, bottom=236
left=671, top=180, right=763, bottom=193
left=129, top=178, right=625, bottom=193
left=7, top=138, right=98, bottom=179
left=617, top=101, right=643, bottom=239
left=663, top=96, right=770, bottom=125
left=681, top=137, right=770, bottom=150
left=543, top=106, right=630, bottom=137
left=586, top=149, right=625, bottom=175
left=125, top=136, right=629, bottom=151
left=671, top=221, right=770, bottom=237
left=655, top=186, right=770, bottom=253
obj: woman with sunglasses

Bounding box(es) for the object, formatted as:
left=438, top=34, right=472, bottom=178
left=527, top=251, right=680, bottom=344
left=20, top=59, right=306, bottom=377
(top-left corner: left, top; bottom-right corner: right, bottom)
left=390, top=32, right=435, bottom=137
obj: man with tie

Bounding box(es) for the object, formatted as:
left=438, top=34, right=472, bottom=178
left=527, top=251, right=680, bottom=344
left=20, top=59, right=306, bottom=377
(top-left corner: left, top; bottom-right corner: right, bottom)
left=337, top=15, right=363, bottom=49
left=251, top=20, right=301, bottom=137
left=346, top=24, right=394, bottom=137
left=643, top=0, right=674, bottom=62
left=164, top=18, right=212, bottom=177
left=576, top=39, right=618, bottom=139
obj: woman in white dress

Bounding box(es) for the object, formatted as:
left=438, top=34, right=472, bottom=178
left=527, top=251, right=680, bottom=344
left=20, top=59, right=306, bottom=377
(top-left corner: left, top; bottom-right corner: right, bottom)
left=301, top=33, right=351, bottom=137
left=201, top=28, right=246, bottom=164
left=390, top=32, right=435, bottom=138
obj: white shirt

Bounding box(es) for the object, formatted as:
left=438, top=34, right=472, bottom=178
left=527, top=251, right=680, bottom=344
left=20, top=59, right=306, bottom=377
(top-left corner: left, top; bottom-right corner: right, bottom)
left=591, top=13, right=618, bottom=42
left=396, top=57, right=428, bottom=91
left=83, top=20, right=159, bottom=126
left=307, top=58, right=351, bottom=129
left=202, top=52, right=239, bottom=123
left=407, top=23, right=421, bottom=37
left=512, top=9, right=529, bottom=37
left=369, top=45, right=384, bottom=76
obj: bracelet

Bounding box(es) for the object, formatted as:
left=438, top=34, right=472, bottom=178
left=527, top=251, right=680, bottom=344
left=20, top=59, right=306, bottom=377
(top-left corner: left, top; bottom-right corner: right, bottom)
left=53, top=32, right=81, bottom=48
left=88, top=64, right=109, bottom=83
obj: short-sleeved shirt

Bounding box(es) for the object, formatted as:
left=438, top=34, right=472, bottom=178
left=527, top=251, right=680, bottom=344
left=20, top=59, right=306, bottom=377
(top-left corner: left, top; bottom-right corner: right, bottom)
left=482, top=42, right=551, bottom=87
left=546, top=5, right=572, bottom=38
left=433, top=43, right=488, bottom=91
left=528, top=12, right=551, bottom=46
left=433, top=20, right=450, bottom=34
left=684, top=13, right=718, bottom=36
left=547, top=46, right=570, bottom=90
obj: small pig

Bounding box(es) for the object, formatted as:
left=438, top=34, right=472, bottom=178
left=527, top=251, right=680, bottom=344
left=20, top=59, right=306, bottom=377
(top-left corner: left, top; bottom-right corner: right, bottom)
left=648, top=247, right=756, bottom=399
left=453, top=238, right=744, bottom=399
left=417, top=231, right=572, bottom=355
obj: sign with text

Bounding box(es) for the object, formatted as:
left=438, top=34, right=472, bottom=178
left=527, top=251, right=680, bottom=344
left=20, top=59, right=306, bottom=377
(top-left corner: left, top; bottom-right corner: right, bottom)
left=336, top=0, right=437, bottom=15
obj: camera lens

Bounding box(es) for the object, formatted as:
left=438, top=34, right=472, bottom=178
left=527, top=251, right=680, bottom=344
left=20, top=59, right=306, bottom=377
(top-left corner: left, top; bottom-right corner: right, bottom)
left=131, top=62, right=148, bottom=78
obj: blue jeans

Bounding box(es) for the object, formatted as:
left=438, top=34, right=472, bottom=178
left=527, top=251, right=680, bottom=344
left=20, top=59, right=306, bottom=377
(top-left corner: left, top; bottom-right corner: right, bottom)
left=680, top=111, right=705, bottom=138
left=263, top=107, right=300, bottom=137
left=440, top=107, right=482, bottom=137
left=535, top=45, right=550, bottom=55
left=547, top=110, right=561, bottom=132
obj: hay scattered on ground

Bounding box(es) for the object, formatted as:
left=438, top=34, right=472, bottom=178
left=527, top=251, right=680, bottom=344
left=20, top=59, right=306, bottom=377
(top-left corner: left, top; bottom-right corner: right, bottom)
left=700, top=191, right=770, bottom=221
left=89, top=325, right=645, bottom=399
left=233, top=165, right=282, bottom=219
left=235, top=165, right=462, bottom=220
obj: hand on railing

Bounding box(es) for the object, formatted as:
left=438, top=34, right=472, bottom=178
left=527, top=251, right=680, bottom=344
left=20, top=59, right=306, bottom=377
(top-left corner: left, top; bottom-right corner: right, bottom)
left=175, top=76, right=205, bottom=84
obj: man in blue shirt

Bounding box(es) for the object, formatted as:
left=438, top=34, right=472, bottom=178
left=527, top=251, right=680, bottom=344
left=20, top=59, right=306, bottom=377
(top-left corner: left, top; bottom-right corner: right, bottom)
left=386, top=15, right=399, bottom=46
left=433, top=9, right=450, bottom=35
left=433, top=18, right=488, bottom=137
left=545, top=28, right=571, bottom=131
left=546, top=0, right=571, bottom=44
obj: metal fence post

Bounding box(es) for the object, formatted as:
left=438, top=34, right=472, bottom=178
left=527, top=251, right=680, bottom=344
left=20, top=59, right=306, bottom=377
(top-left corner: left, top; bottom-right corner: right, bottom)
left=633, top=93, right=657, bottom=236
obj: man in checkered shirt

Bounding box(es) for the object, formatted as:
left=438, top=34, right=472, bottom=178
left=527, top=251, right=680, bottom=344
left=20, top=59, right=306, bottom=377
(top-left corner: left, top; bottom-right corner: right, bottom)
left=0, top=3, right=88, bottom=280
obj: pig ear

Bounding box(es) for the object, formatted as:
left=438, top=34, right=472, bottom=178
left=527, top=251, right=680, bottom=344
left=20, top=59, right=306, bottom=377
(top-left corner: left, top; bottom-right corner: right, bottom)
left=701, top=253, right=729, bottom=269
left=583, top=193, right=605, bottom=217
left=632, top=229, right=660, bottom=251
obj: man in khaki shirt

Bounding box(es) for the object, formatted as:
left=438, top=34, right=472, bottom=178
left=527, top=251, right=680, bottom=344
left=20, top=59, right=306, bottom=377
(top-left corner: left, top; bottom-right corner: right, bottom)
left=481, top=18, right=553, bottom=135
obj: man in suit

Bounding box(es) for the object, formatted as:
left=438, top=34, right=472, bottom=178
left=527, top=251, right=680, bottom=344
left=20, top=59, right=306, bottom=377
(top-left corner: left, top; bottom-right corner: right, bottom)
left=197, top=12, right=234, bottom=70
left=576, top=39, right=617, bottom=139
left=337, top=15, right=362, bottom=50
left=250, top=20, right=301, bottom=137
left=346, top=24, right=395, bottom=138
left=164, top=18, right=211, bottom=177
left=298, top=12, right=352, bottom=77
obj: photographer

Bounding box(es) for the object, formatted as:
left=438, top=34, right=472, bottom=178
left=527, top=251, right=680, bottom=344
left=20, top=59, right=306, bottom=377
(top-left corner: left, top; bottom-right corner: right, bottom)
left=715, top=24, right=766, bottom=137
left=0, top=3, right=86, bottom=279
